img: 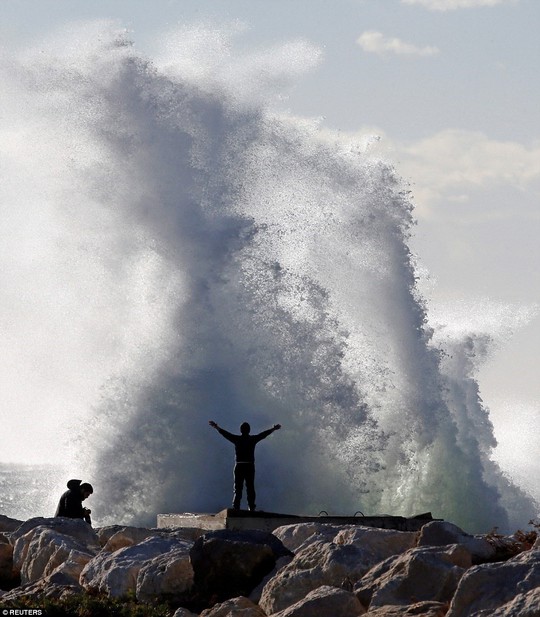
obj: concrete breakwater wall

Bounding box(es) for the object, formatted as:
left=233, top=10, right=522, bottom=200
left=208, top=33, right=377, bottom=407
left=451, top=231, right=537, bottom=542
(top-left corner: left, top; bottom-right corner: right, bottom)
left=156, top=509, right=439, bottom=534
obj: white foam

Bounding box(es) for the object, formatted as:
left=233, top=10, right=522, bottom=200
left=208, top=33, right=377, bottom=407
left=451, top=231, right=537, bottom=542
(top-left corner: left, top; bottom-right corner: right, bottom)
left=1, top=22, right=537, bottom=532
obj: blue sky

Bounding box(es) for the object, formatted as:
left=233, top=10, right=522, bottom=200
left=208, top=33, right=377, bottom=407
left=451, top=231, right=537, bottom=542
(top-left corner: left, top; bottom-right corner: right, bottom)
left=4, top=0, right=539, bottom=141
left=2, top=0, right=539, bottom=484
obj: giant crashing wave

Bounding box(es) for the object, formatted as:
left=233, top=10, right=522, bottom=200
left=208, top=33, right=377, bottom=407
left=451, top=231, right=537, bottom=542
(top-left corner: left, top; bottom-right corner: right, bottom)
left=1, top=21, right=537, bottom=532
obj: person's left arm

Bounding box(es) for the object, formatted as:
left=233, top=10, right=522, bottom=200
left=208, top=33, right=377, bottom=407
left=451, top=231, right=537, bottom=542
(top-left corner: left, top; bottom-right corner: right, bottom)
left=255, top=424, right=281, bottom=442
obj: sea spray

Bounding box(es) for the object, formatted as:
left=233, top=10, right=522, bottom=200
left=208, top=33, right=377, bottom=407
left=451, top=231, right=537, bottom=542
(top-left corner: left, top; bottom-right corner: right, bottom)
left=0, top=22, right=537, bottom=532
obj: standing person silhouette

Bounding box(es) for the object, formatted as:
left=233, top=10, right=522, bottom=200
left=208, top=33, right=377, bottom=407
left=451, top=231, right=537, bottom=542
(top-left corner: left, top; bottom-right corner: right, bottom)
left=209, top=420, right=281, bottom=511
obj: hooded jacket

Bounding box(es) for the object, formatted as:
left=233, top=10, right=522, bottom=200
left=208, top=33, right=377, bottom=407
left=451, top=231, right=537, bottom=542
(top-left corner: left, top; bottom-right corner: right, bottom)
left=55, top=479, right=91, bottom=523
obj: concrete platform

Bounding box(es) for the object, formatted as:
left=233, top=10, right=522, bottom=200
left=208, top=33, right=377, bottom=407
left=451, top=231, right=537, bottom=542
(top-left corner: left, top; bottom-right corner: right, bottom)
left=157, top=509, right=438, bottom=533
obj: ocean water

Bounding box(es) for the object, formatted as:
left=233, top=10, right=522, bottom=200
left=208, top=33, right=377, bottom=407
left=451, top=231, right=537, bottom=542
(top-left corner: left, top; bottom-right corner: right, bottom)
left=0, top=22, right=537, bottom=533
left=0, top=464, right=62, bottom=522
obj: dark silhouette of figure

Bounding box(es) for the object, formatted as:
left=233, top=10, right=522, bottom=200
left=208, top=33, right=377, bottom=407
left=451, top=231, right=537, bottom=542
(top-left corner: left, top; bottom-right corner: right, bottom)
left=209, top=420, right=281, bottom=511
left=55, top=479, right=93, bottom=525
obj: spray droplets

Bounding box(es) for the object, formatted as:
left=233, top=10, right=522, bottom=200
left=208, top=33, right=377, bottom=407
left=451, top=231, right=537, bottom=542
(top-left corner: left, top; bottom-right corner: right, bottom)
left=1, top=22, right=537, bottom=531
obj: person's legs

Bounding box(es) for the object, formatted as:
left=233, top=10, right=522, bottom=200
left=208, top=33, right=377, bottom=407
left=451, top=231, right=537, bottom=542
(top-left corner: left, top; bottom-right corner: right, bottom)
left=233, top=464, right=244, bottom=509
left=245, top=464, right=256, bottom=511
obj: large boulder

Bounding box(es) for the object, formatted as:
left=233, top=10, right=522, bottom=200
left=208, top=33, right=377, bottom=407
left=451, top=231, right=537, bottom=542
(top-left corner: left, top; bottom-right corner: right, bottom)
left=249, top=555, right=294, bottom=603
left=136, top=540, right=194, bottom=603
left=45, top=549, right=94, bottom=588
left=271, top=585, right=366, bottom=617
left=102, top=527, right=156, bottom=552
left=197, top=529, right=292, bottom=560
left=488, top=586, right=540, bottom=617
left=333, top=526, right=418, bottom=557
left=0, top=515, right=23, bottom=533
left=366, top=602, right=449, bottom=616
left=259, top=526, right=416, bottom=615
left=10, top=518, right=99, bottom=552
left=272, top=523, right=416, bottom=556
left=355, top=544, right=470, bottom=609
left=0, top=537, right=17, bottom=589
left=199, top=596, right=266, bottom=616
left=96, top=525, right=128, bottom=547
left=417, top=521, right=495, bottom=563
left=0, top=581, right=81, bottom=602
left=173, top=608, right=199, bottom=617
left=13, top=526, right=97, bottom=585
left=96, top=525, right=203, bottom=551
left=259, top=540, right=368, bottom=614
left=190, top=529, right=290, bottom=603
left=80, top=535, right=188, bottom=598
left=446, top=546, right=540, bottom=617
left=273, top=523, right=347, bottom=553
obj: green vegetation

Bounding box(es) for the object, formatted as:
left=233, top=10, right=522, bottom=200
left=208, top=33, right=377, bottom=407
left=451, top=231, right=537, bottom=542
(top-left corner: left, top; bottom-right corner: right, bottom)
left=0, top=593, right=173, bottom=617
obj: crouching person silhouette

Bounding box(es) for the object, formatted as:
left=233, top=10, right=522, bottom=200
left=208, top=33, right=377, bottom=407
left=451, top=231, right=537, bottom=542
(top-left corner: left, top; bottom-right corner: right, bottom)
left=55, top=479, right=93, bottom=525
left=209, top=420, right=281, bottom=511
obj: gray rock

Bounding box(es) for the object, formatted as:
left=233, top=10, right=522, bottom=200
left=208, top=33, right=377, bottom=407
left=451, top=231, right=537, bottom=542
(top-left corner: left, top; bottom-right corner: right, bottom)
left=199, top=596, right=266, bottom=616
left=80, top=535, right=186, bottom=598
left=96, top=525, right=127, bottom=547
left=45, top=548, right=94, bottom=588
left=355, top=544, right=470, bottom=609
left=136, top=540, right=194, bottom=603
left=172, top=608, right=199, bottom=617
left=0, top=581, right=81, bottom=601
left=190, top=529, right=287, bottom=603
left=96, top=525, right=203, bottom=551
left=366, top=601, right=448, bottom=616
left=260, top=526, right=416, bottom=615
left=272, top=523, right=347, bottom=553
left=333, top=526, right=418, bottom=557
left=0, top=540, right=16, bottom=588
left=0, top=515, right=23, bottom=533
left=447, top=546, right=540, bottom=617
left=249, top=554, right=293, bottom=603
left=417, top=521, right=495, bottom=563
left=10, top=517, right=99, bottom=552
left=259, top=540, right=370, bottom=614
left=199, top=529, right=291, bottom=560
left=487, top=586, right=540, bottom=617
left=102, top=527, right=156, bottom=552
left=13, top=526, right=97, bottom=585
left=271, top=585, right=366, bottom=617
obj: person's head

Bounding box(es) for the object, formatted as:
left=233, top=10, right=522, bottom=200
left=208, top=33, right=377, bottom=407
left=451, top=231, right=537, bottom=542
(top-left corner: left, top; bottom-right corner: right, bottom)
left=240, top=422, right=250, bottom=435
left=80, top=482, right=93, bottom=500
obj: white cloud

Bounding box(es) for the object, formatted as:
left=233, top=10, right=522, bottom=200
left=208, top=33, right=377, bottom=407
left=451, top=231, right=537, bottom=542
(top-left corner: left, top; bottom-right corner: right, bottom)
left=401, top=0, right=518, bottom=11
left=396, top=129, right=540, bottom=201
left=333, top=127, right=540, bottom=216
left=357, top=30, right=439, bottom=57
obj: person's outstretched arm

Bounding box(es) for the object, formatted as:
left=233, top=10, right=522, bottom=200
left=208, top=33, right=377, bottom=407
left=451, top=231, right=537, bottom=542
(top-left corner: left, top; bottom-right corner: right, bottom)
left=209, top=420, right=237, bottom=443
left=254, top=423, right=281, bottom=442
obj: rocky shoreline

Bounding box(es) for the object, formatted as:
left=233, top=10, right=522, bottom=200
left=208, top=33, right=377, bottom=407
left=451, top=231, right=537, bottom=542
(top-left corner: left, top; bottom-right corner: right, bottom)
left=0, top=513, right=538, bottom=616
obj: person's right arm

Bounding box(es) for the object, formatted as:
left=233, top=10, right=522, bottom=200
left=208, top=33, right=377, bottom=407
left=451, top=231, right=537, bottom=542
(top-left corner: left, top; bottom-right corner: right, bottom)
left=209, top=420, right=236, bottom=443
